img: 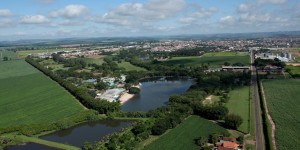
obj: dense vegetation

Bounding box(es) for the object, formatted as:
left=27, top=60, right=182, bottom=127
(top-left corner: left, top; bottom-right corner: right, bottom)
left=0, top=60, right=83, bottom=128
left=262, top=79, right=300, bottom=150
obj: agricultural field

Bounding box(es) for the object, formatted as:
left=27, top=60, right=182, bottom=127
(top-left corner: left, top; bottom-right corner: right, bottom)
left=0, top=50, right=18, bottom=60
left=225, top=86, right=250, bottom=133
left=17, top=49, right=71, bottom=56
left=116, top=61, right=147, bottom=71
left=164, top=52, right=250, bottom=68
left=0, top=60, right=84, bottom=128
left=143, top=116, right=228, bottom=150
left=262, top=79, right=300, bottom=150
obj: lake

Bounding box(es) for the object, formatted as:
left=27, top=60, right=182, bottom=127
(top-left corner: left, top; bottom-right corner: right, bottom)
left=40, top=119, right=133, bottom=147
left=122, top=77, right=194, bottom=112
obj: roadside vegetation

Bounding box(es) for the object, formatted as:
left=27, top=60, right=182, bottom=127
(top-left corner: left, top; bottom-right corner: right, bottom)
left=262, top=79, right=300, bottom=150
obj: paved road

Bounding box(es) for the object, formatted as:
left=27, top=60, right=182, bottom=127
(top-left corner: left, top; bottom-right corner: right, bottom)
left=250, top=50, right=264, bottom=150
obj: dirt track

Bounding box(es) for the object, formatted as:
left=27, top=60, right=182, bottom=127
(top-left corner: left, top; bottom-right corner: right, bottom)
left=260, top=81, right=277, bottom=150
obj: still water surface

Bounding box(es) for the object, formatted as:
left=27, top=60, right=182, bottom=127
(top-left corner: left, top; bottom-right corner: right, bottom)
left=40, top=119, right=133, bottom=147
left=122, top=77, right=194, bottom=112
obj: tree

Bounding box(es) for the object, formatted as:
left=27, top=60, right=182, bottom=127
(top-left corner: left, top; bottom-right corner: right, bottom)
left=224, top=62, right=230, bottom=66
left=3, top=56, right=8, bottom=61
left=195, top=136, right=208, bottom=147
left=209, top=133, right=219, bottom=144
left=224, top=114, right=243, bottom=129
left=96, top=81, right=109, bottom=90
left=129, top=87, right=140, bottom=94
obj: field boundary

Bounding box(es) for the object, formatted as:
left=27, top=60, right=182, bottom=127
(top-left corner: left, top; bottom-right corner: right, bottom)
left=257, top=76, right=274, bottom=150
left=260, top=80, right=277, bottom=150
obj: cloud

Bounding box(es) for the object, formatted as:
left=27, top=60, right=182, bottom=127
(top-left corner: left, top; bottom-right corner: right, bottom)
left=91, top=0, right=186, bottom=26
left=49, top=5, right=90, bottom=18
left=219, top=16, right=236, bottom=25
left=258, top=0, right=287, bottom=4
left=188, top=7, right=218, bottom=19
left=0, top=19, right=16, bottom=27
left=31, top=0, right=56, bottom=5
left=0, top=9, right=14, bottom=17
left=237, top=3, right=257, bottom=13
left=58, top=19, right=84, bottom=26
left=21, top=15, right=50, bottom=24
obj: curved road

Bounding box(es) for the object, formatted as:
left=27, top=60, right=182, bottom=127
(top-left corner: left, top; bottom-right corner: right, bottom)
left=250, top=50, right=264, bottom=150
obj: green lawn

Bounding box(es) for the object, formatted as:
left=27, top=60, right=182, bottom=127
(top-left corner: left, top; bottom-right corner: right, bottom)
left=225, top=86, right=250, bottom=133
left=0, top=50, right=18, bottom=60
left=17, top=49, right=69, bottom=56
left=295, top=57, right=300, bottom=62
left=164, top=52, right=250, bottom=68
left=77, top=57, right=105, bottom=65
left=143, top=116, right=228, bottom=150
left=117, top=61, right=147, bottom=71
left=262, top=79, right=300, bottom=150
left=286, top=65, right=300, bottom=76
left=0, top=60, right=83, bottom=128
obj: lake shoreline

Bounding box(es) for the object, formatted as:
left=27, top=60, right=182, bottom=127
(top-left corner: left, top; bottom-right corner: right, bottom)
left=119, top=85, right=141, bottom=105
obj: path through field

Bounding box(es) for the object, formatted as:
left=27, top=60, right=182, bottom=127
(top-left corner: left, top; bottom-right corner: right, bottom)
left=260, top=81, right=277, bottom=150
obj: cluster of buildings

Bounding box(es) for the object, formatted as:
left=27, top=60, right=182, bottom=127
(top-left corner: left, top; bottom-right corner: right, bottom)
left=82, top=75, right=127, bottom=102
left=255, top=52, right=294, bottom=62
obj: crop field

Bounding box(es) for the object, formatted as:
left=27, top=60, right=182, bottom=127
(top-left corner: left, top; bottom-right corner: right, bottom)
left=225, top=86, right=250, bottom=133
left=164, top=54, right=250, bottom=68
left=143, top=116, right=228, bottom=150
left=262, top=79, right=300, bottom=150
left=117, top=61, right=147, bottom=71
left=0, top=50, right=18, bottom=60
left=0, top=60, right=84, bottom=128
left=17, top=49, right=71, bottom=56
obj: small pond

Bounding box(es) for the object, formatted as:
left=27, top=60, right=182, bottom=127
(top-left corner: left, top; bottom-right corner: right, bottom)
left=40, top=119, right=133, bottom=147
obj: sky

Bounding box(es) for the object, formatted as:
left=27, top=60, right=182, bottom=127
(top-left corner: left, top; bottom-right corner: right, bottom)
left=0, top=0, right=300, bottom=40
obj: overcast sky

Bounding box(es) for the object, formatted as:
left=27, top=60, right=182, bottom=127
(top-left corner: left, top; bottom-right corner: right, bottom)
left=0, top=0, right=299, bottom=40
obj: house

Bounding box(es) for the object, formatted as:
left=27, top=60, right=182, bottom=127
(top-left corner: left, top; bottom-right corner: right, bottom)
left=222, top=66, right=250, bottom=72
left=215, top=137, right=242, bottom=150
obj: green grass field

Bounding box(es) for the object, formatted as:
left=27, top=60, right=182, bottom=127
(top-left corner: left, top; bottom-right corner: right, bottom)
left=262, top=79, right=300, bottom=150
left=164, top=52, right=250, bottom=68
left=295, top=57, right=300, bottom=62
left=225, top=86, right=250, bottom=133
left=286, top=65, right=300, bottom=76
left=116, top=61, right=147, bottom=71
left=0, top=50, right=18, bottom=60
left=0, top=60, right=83, bottom=128
left=77, top=57, right=105, bottom=65
left=204, top=52, right=249, bottom=57
left=17, top=49, right=70, bottom=56
left=143, top=116, right=228, bottom=150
